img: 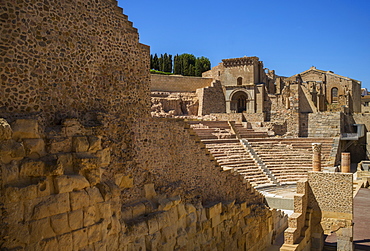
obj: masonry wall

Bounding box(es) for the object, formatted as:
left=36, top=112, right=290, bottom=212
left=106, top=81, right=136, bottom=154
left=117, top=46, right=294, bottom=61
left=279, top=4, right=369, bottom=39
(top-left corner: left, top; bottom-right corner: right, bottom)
left=0, top=0, right=150, bottom=125
left=197, top=81, right=226, bottom=116
left=308, top=112, right=342, bottom=137
left=151, top=74, right=214, bottom=92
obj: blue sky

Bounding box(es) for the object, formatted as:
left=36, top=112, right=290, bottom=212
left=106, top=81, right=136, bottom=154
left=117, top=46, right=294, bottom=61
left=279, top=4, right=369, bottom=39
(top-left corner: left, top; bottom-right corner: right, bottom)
left=118, top=0, right=370, bottom=90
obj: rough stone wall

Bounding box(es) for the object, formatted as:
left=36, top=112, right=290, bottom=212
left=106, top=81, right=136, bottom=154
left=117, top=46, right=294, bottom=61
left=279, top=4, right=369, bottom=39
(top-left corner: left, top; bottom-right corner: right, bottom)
left=0, top=0, right=150, bottom=125
left=282, top=172, right=353, bottom=251
left=151, top=92, right=199, bottom=117
left=197, top=81, right=226, bottom=116
left=308, top=112, right=341, bottom=137
left=151, top=74, right=213, bottom=92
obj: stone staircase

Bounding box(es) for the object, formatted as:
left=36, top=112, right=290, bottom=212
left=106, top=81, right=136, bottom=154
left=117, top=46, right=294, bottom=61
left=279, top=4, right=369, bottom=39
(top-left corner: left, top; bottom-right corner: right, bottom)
left=188, top=121, right=273, bottom=187
left=247, top=138, right=334, bottom=184
left=187, top=121, right=336, bottom=187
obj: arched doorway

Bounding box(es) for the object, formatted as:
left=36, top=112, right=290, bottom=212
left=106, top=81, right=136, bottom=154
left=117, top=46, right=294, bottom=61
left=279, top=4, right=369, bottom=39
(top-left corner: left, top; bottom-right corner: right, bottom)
left=231, top=91, right=248, bottom=113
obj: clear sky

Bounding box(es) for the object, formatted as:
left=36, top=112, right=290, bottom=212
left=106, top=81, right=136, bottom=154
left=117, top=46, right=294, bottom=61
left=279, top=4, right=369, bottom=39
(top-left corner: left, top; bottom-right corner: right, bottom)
left=118, top=0, right=370, bottom=90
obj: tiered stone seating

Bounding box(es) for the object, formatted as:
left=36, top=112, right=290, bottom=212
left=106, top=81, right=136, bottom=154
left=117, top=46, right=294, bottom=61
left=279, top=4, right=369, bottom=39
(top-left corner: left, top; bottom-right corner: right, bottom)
left=247, top=138, right=334, bottom=184
left=188, top=121, right=273, bottom=187
left=233, top=122, right=269, bottom=138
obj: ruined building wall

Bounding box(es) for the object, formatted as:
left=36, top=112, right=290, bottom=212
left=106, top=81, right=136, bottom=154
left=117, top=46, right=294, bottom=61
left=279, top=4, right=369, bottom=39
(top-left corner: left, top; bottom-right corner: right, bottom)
left=0, top=0, right=150, bottom=124
left=197, top=81, right=226, bottom=116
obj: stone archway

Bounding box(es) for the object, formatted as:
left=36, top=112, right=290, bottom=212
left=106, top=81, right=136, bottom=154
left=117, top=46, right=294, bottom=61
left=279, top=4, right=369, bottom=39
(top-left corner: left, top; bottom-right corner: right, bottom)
left=231, top=91, right=248, bottom=113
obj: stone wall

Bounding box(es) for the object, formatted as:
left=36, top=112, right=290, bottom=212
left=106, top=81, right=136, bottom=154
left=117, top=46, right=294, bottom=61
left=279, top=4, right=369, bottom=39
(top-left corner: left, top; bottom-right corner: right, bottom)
left=308, top=112, right=342, bottom=137
left=281, top=172, right=353, bottom=251
left=197, top=81, right=226, bottom=116
left=0, top=0, right=150, bottom=125
left=151, top=74, right=213, bottom=92
left=0, top=117, right=286, bottom=250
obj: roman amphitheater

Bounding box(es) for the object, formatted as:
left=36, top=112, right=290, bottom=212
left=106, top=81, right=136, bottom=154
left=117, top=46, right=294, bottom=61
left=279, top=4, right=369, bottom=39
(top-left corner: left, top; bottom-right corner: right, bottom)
left=1, top=1, right=370, bottom=250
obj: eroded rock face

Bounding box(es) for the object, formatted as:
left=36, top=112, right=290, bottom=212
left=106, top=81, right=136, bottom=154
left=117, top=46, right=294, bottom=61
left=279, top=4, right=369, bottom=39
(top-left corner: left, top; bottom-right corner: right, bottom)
left=151, top=92, right=199, bottom=117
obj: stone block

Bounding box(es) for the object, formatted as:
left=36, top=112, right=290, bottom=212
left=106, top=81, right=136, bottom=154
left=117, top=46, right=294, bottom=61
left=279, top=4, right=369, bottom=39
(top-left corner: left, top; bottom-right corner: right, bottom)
left=32, top=193, right=70, bottom=220
left=129, top=220, right=149, bottom=236
left=87, top=223, right=102, bottom=244
left=50, top=213, right=71, bottom=235
left=96, top=181, right=120, bottom=201
left=54, top=175, right=90, bottom=194
left=11, top=119, right=40, bottom=140
left=88, top=136, right=102, bottom=152
left=57, top=232, right=73, bottom=251
left=57, top=153, right=73, bottom=174
left=84, top=206, right=98, bottom=227
left=206, top=202, right=222, bottom=219
left=0, top=118, right=12, bottom=140
left=29, top=217, right=56, bottom=243
left=161, top=224, right=177, bottom=243
left=47, top=137, right=72, bottom=154
left=185, top=203, right=196, bottom=214
left=144, top=183, right=157, bottom=199
left=70, top=189, right=90, bottom=211
left=5, top=184, right=38, bottom=203
left=86, top=186, right=104, bottom=205
left=211, top=214, right=221, bottom=228
left=167, top=206, right=178, bottom=223
left=63, top=119, right=83, bottom=137
left=94, top=241, right=107, bottom=251
left=177, top=203, right=187, bottom=219
left=72, top=136, right=89, bottom=152
left=69, top=209, right=84, bottom=230
left=158, top=198, right=174, bottom=211
left=97, top=202, right=112, bottom=219
left=22, top=138, right=45, bottom=159
left=108, top=215, right=121, bottom=236
left=72, top=228, right=88, bottom=250
left=0, top=139, right=25, bottom=164
left=20, top=159, right=45, bottom=177
left=121, top=206, right=133, bottom=221
left=132, top=202, right=146, bottom=218
left=147, top=216, right=159, bottom=234
left=96, top=148, right=111, bottom=167
left=39, top=236, right=58, bottom=250
left=115, top=174, right=134, bottom=189
left=156, top=211, right=170, bottom=229
left=1, top=161, right=19, bottom=185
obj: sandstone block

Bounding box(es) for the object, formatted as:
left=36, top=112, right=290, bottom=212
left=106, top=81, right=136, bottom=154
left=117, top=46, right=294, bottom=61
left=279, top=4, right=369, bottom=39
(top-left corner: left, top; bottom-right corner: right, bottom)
left=115, top=174, right=134, bottom=188
left=93, top=241, right=107, bottom=251
left=206, top=202, right=222, bottom=219
left=57, top=153, right=73, bottom=174
left=86, top=186, right=104, bottom=205
left=72, top=136, right=89, bottom=152
left=130, top=220, right=149, bottom=236
left=121, top=206, right=133, bottom=221
left=54, top=175, right=90, bottom=194
left=0, top=139, right=25, bottom=164
left=50, top=213, right=71, bottom=235
left=84, top=206, right=98, bottom=227
left=37, top=179, right=51, bottom=197
left=156, top=211, right=170, bottom=229
left=87, top=223, right=102, bottom=244
left=96, top=148, right=110, bottom=167
left=0, top=118, right=12, bottom=140
left=158, top=198, right=174, bottom=211
left=63, top=119, right=83, bottom=137
left=161, top=224, right=177, bottom=243
left=32, top=193, right=70, bottom=220
left=39, top=236, right=58, bottom=250
left=1, top=161, right=19, bottom=185
left=22, top=138, right=45, bottom=159
left=70, top=189, right=90, bottom=211
left=185, top=203, right=196, bottom=214
left=72, top=228, right=88, bottom=250
left=147, top=217, right=159, bottom=234
left=211, top=214, right=221, bottom=228
left=47, top=137, right=72, bottom=154
left=108, top=215, right=121, bottom=236
left=97, top=202, right=112, bottom=219
left=5, top=184, right=37, bottom=203
left=177, top=203, right=187, bottom=219
left=132, top=202, right=146, bottom=218
left=96, top=181, right=120, bottom=201
left=29, top=217, right=56, bottom=243
left=167, top=206, right=178, bottom=223
left=20, top=159, right=45, bottom=177
left=68, top=209, right=84, bottom=230
left=88, top=136, right=102, bottom=152
left=57, top=232, right=73, bottom=251
left=11, top=119, right=40, bottom=140
left=144, top=183, right=156, bottom=199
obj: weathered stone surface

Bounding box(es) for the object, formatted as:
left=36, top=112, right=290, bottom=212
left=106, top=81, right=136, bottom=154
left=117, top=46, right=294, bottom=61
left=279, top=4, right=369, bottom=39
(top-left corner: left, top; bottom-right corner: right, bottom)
left=72, top=228, right=89, bottom=250
left=72, top=136, right=89, bottom=153
left=70, top=189, right=90, bottom=211
left=29, top=217, right=56, bottom=243
left=11, top=119, right=40, bottom=140
left=0, top=118, right=12, bottom=140
left=32, top=193, right=70, bottom=220
left=115, top=174, right=134, bottom=189
left=88, top=136, right=102, bottom=152
left=96, top=148, right=111, bottom=167
left=0, top=139, right=26, bottom=164
left=68, top=209, right=84, bottom=230
left=50, top=213, right=71, bottom=235
left=20, top=159, right=45, bottom=177
left=86, top=186, right=104, bottom=204
left=54, top=175, right=90, bottom=194
left=22, top=138, right=45, bottom=159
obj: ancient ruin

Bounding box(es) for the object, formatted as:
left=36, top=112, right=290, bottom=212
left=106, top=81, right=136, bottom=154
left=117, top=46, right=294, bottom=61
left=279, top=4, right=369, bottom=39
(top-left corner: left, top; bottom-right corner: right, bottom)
left=1, top=0, right=370, bottom=250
